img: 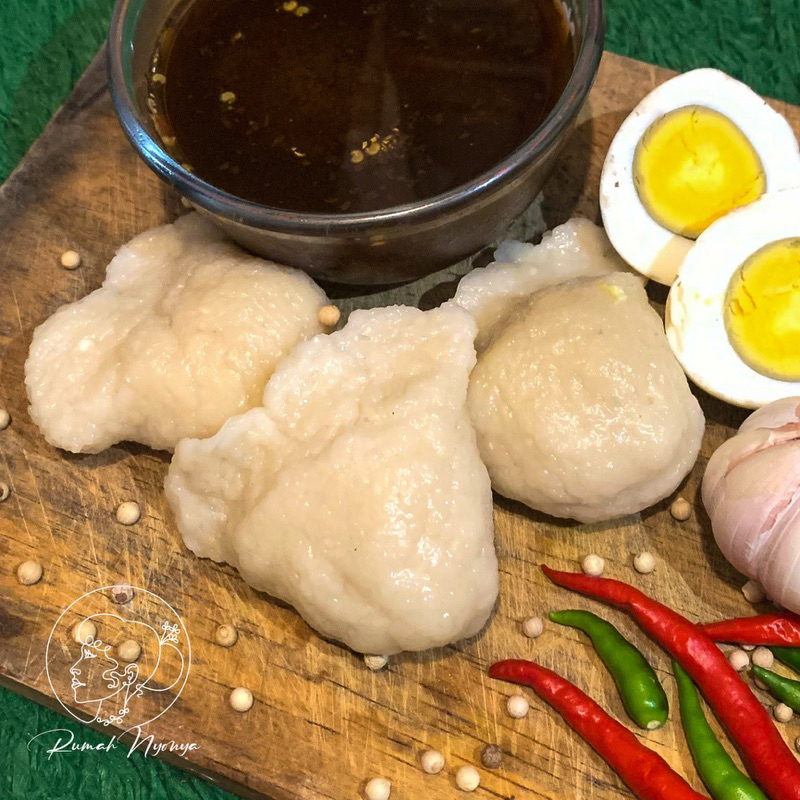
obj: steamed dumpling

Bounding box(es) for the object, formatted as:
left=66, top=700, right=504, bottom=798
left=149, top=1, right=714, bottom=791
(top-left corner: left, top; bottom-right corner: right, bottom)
left=454, top=218, right=705, bottom=523
left=165, top=305, right=497, bottom=654
left=25, top=214, right=327, bottom=452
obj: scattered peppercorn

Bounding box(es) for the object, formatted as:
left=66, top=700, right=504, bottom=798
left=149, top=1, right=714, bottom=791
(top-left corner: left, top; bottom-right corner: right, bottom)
left=521, top=616, right=543, bottom=638
left=582, top=554, right=605, bottom=577
left=455, top=765, right=480, bottom=792
left=115, top=501, right=141, bottom=525
left=752, top=647, right=774, bottom=669
left=317, top=305, right=341, bottom=328
left=506, top=693, right=529, bottom=718
left=420, top=749, right=445, bottom=774
left=479, top=743, right=503, bottom=769
left=60, top=250, right=82, bottom=270
left=775, top=703, right=794, bottom=723
left=633, top=552, right=656, bottom=574
left=109, top=585, right=135, bottom=604
left=118, top=639, right=142, bottom=662
left=670, top=497, right=691, bottom=521
left=16, top=560, right=43, bottom=586
left=0, top=482, right=10, bottom=503
left=229, top=687, right=253, bottom=712
left=215, top=624, right=238, bottom=647
left=0, top=408, right=10, bottom=430
left=73, top=619, right=97, bottom=644
left=742, top=580, right=766, bottom=604
left=364, top=654, right=388, bottom=671
left=728, top=649, right=750, bottom=672
left=364, top=777, right=391, bottom=800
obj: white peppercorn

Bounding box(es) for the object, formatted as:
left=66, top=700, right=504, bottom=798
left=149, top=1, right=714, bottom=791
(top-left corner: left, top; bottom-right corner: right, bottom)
left=118, top=639, right=141, bottom=662
left=506, top=694, right=529, bottom=719
left=16, top=560, right=43, bottom=586
left=420, top=749, right=445, bottom=774
left=215, top=624, right=238, bottom=647
left=670, top=497, right=692, bottom=521
left=115, top=501, right=141, bottom=525
left=60, top=250, right=82, bottom=270
left=229, top=687, right=253, bottom=712
left=582, top=554, right=605, bottom=577
left=521, top=616, right=543, bottom=638
left=728, top=648, right=750, bottom=672
left=455, top=765, right=480, bottom=792
left=633, top=552, right=656, bottom=574
left=364, top=776, right=391, bottom=800
left=751, top=647, right=774, bottom=669
left=742, top=580, right=766, bottom=604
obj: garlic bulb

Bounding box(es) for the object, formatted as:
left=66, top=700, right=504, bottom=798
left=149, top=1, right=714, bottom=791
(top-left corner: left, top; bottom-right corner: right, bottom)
left=702, top=397, right=800, bottom=611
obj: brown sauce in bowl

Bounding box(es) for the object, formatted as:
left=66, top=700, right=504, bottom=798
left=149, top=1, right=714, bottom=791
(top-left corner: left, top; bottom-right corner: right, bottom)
left=149, top=0, right=573, bottom=213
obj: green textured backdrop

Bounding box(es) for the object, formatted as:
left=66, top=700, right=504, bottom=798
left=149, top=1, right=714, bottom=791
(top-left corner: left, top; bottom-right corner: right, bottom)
left=1, top=0, right=799, bottom=797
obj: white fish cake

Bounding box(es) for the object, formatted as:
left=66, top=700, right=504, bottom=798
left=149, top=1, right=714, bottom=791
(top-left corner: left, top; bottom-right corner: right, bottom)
left=165, top=305, right=497, bottom=655
left=455, top=219, right=704, bottom=523
left=25, top=214, right=327, bottom=453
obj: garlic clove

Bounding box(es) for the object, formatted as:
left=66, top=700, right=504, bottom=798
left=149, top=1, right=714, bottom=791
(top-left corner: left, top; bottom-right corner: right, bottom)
left=738, top=396, right=800, bottom=434
left=706, top=436, right=800, bottom=579
left=703, top=397, right=800, bottom=613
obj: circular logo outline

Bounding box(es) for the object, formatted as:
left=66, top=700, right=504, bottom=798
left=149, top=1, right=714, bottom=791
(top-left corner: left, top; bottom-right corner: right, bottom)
left=45, top=585, right=191, bottom=732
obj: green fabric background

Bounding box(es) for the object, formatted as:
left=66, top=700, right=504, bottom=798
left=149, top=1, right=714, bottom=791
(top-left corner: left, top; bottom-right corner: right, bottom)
left=1, top=0, right=799, bottom=797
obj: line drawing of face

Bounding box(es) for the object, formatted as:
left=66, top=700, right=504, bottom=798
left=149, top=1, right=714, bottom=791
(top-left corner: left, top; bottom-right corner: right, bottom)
left=69, top=639, right=133, bottom=704
left=65, top=612, right=186, bottom=727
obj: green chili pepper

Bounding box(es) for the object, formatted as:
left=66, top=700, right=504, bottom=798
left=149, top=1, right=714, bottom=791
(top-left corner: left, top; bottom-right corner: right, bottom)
left=673, top=662, right=767, bottom=800
left=548, top=608, right=668, bottom=729
left=769, top=646, right=800, bottom=674
left=751, top=664, right=800, bottom=712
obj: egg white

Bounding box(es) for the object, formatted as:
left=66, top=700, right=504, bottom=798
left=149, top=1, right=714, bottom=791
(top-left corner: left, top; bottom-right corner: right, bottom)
left=665, top=187, right=800, bottom=409
left=600, top=68, right=800, bottom=286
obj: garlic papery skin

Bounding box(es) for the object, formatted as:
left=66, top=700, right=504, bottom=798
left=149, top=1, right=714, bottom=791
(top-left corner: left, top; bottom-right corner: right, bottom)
left=702, top=397, right=800, bottom=612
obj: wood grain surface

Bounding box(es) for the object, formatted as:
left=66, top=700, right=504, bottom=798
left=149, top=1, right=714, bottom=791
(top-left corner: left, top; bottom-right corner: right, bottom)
left=2, top=49, right=799, bottom=800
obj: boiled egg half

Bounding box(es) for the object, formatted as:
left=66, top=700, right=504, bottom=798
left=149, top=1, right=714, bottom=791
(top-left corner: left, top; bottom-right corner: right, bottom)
left=665, top=187, right=800, bottom=408
left=601, top=69, right=800, bottom=285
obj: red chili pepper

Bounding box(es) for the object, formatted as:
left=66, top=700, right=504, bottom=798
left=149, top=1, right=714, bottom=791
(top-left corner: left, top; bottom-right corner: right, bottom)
left=541, top=565, right=800, bottom=800
left=700, top=612, right=800, bottom=646
left=488, top=659, right=706, bottom=800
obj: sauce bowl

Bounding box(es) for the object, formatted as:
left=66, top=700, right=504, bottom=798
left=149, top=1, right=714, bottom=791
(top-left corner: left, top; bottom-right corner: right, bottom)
left=108, top=0, right=604, bottom=285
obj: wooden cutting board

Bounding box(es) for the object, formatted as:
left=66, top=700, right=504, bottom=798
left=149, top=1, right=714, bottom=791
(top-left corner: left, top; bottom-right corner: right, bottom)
left=2, top=49, right=799, bottom=800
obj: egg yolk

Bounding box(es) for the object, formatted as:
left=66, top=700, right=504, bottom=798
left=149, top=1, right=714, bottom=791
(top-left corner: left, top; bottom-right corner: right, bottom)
left=633, top=106, right=765, bottom=239
left=724, top=237, right=800, bottom=381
